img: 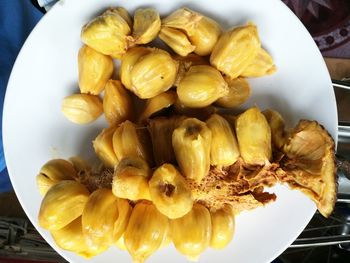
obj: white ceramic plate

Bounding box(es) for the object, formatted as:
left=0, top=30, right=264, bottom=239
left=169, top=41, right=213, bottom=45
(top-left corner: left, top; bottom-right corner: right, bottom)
left=3, top=0, right=337, bottom=262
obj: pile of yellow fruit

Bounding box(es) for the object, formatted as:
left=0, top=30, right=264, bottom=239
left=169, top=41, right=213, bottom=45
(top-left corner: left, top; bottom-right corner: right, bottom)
left=36, top=6, right=336, bottom=263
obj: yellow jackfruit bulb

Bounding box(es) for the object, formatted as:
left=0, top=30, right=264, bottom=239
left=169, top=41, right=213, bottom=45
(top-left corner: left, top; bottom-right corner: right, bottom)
left=147, top=116, right=183, bottom=165
left=93, top=126, right=118, bottom=168
left=51, top=217, right=106, bottom=258
left=104, top=7, right=133, bottom=28
left=210, top=205, right=235, bottom=249
left=81, top=11, right=131, bottom=58
left=170, top=203, right=212, bottom=261
left=103, top=80, right=133, bottom=126
left=139, top=91, right=177, bottom=123
left=172, top=118, right=212, bottom=183
left=177, top=65, right=228, bottom=108
left=124, top=201, right=169, bottom=263
left=159, top=26, right=195, bottom=57
left=210, top=24, right=261, bottom=79
left=162, top=8, right=203, bottom=37
left=241, top=48, right=276, bottom=77
left=82, top=188, right=119, bottom=248
left=78, top=45, right=113, bottom=95
left=112, top=157, right=151, bottom=201
left=131, top=8, right=161, bottom=45
left=262, top=109, right=287, bottom=149
left=235, top=107, right=272, bottom=165
left=149, top=164, right=193, bottom=219
left=130, top=49, right=178, bottom=99
left=215, top=77, right=251, bottom=108
left=38, top=180, right=89, bottom=231
left=189, top=17, right=222, bottom=56
left=206, top=114, right=240, bottom=166
left=173, top=54, right=209, bottom=86
left=120, top=47, right=152, bottom=90
left=36, top=159, right=77, bottom=196
left=112, top=120, right=153, bottom=165
left=62, top=94, right=103, bottom=124
left=113, top=198, right=132, bottom=242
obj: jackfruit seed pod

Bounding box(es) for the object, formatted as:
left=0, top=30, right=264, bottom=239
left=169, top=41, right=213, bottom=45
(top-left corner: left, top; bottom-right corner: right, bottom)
left=38, top=180, right=89, bottom=231
left=172, top=118, right=212, bottom=183
left=235, top=107, right=272, bottom=165
left=177, top=65, right=228, bottom=108
left=159, top=26, right=195, bottom=57
left=139, top=91, right=177, bottom=123
left=147, top=116, right=183, bottom=165
left=81, top=11, right=131, bottom=58
left=61, top=94, right=103, bottom=124
left=103, top=80, right=133, bottom=126
left=131, top=8, right=161, bottom=45
left=206, top=114, right=240, bottom=166
left=149, top=164, right=193, bottom=219
left=210, top=205, right=235, bottom=249
left=36, top=159, right=77, bottom=196
left=104, top=7, right=132, bottom=28
left=112, top=157, right=151, bottom=201
left=51, top=217, right=106, bottom=258
left=162, top=8, right=203, bottom=37
left=82, top=188, right=119, bottom=248
left=241, top=48, right=276, bottom=77
left=113, top=198, right=132, bottom=242
left=112, top=120, right=153, bottom=165
left=129, top=49, right=178, bottom=99
left=93, top=126, right=118, bottom=168
left=124, top=201, right=169, bottom=263
left=78, top=45, right=114, bottom=95
left=189, top=16, right=222, bottom=56
left=262, top=109, right=287, bottom=149
left=120, top=47, right=152, bottom=90
left=215, top=77, right=251, bottom=108
left=173, top=53, right=209, bottom=86
left=170, top=203, right=212, bottom=261
left=210, top=24, right=261, bottom=79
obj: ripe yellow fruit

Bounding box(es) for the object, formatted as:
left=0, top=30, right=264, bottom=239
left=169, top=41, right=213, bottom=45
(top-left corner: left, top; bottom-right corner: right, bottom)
left=235, top=107, right=272, bottom=165
left=177, top=65, right=228, bottom=108
left=159, top=26, right=195, bottom=57
left=210, top=24, right=261, bottom=78
left=93, top=126, right=118, bottom=168
left=172, top=118, right=212, bottom=183
left=131, top=8, right=161, bottom=44
left=38, top=180, right=89, bottom=231
left=82, top=189, right=119, bottom=247
left=149, top=164, right=193, bottom=219
left=262, top=109, right=287, bottom=149
left=124, top=201, right=169, bottom=263
left=112, top=157, right=151, bottom=201
left=215, top=77, right=251, bottom=108
left=170, top=203, right=212, bottom=261
left=78, top=45, right=113, bottom=95
left=61, top=94, right=103, bottom=124
left=210, top=205, right=235, bottom=249
left=206, top=114, right=240, bottom=166
left=81, top=11, right=131, bottom=58
left=51, top=217, right=106, bottom=258
left=241, top=48, right=276, bottom=77
left=36, top=159, right=77, bottom=196
left=103, top=80, right=133, bottom=126
left=112, top=121, right=153, bottom=165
